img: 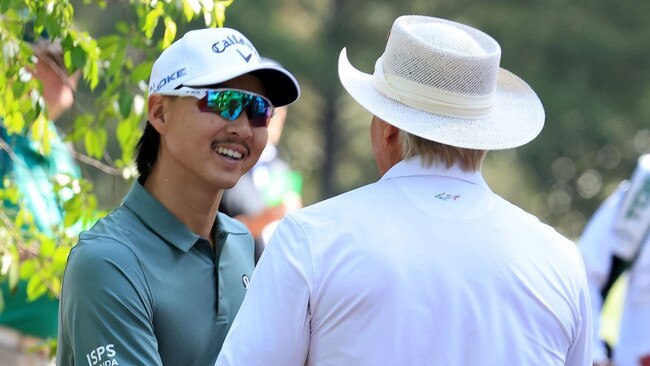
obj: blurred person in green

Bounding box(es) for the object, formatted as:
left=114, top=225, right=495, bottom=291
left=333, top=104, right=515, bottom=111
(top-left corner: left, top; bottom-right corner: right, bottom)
left=0, top=36, right=80, bottom=365
left=219, top=58, right=302, bottom=263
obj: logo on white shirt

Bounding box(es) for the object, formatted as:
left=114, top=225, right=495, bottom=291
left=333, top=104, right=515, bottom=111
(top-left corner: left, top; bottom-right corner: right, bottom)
left=435, top=192, right=461, bottom=201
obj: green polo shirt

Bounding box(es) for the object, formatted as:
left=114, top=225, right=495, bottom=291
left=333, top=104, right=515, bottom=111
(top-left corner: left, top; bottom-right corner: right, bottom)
left=56, top=181, right=254, bottom=366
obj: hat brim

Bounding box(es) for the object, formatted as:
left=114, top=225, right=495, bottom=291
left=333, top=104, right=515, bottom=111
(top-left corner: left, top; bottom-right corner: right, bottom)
left=184, top=64, right=300, bottom=107
left=338, top=48, right=544, bottom=150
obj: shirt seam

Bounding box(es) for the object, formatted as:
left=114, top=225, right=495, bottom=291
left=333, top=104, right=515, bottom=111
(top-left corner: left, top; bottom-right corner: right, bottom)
left=284, top=214, right=315, bottom=313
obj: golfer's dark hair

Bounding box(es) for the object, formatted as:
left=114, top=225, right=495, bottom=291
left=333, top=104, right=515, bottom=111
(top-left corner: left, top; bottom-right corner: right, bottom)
left=135, top=121, right=160, bottom=183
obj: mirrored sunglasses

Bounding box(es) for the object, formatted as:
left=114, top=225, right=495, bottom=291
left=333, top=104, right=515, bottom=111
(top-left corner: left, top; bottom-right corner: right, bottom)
left=158, top=87, right=275, bottom=128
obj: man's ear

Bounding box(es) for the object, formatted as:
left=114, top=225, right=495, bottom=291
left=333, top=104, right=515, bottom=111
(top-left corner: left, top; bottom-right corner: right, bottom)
left=148, top=95, right=168, bottom=134
left=383, top=123, right=400, bottom=146
left=384, top=122, right=404, bottom=163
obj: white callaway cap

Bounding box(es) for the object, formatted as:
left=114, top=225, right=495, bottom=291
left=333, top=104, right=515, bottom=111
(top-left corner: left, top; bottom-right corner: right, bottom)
left=148, top=27, right=300, bottom=107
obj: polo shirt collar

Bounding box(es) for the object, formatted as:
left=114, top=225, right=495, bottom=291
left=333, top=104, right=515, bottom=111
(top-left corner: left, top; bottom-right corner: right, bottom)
left=381, top=156, right=489, bottom=189
left=122, top=182, right=247, bottom=253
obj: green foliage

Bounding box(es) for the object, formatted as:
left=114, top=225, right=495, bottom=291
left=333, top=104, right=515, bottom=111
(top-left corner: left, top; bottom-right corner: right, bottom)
left=0, top=0, right=236, bottom=347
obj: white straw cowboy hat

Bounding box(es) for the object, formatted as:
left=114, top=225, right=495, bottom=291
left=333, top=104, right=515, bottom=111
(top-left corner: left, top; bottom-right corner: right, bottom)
left=338, top=15, right=545, bottom=150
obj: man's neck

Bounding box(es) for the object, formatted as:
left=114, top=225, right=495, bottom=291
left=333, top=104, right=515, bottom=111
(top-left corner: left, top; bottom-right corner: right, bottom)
left=143, top=170, right=223, bottom=242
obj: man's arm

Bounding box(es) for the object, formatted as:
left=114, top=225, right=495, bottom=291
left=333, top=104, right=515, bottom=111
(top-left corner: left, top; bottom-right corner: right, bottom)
left=57, top=237, right=162, bottom=366
left=216, top=215, right=312, bottom=366
left=565, top=253, right=594, bottom=366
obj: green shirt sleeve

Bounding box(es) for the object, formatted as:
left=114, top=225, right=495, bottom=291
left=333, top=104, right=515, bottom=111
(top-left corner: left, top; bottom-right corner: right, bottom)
left=57, top=236, right=162, bottom=366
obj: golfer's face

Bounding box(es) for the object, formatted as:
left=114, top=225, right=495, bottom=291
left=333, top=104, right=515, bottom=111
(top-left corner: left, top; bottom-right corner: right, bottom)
left=155, top=74, right=269, bottom=191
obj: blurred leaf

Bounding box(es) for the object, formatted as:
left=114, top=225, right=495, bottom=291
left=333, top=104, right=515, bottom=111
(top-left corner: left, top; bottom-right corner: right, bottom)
left=98, top=35, right=121, bottom=59
left=53, top=247, right=71, bottom=272
left=143, top=6, right=163, bottom=39
left=214, top=2, right=227, bottom=27
left=84, top=127, right=108, bottom=159
left=26, top=275, right=48, bottom=301
left=5, top=111, right=26, bottom=135
left=68, top=44, right=87, bottom=74
left=118, top=92, right=133, bottom=119
left=8, top=261, right=20, bottom=291
left=68, top=113, right=94, bottom=141
left=63, top=196, right=82, bottom=227
left=106, top=40, right=127, bottom=77
left=131, top=61, right=153, bottom=84
left=19, top=260, right=35, bottom=280
left=29, top=113, right=51, bottom=154
left=162, top=16, right=177, bottom=48
left=116, top=21, right=129, bottom=34
left=50, top=276, right=62, bottom=297
left=40, top=237, right=56, bottom=258
left=182, top=0, right=200, bottom=21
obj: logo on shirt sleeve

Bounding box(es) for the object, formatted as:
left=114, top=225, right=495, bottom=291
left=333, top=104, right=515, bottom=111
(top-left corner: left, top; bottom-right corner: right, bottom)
left=242, top=274, right=250, bottom=289
left=85, top=344, right=118, bottom=366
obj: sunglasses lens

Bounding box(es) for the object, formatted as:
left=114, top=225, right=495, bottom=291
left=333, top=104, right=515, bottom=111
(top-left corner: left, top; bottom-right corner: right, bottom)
left=249, top=96, right=273, bottom=128
left=198, top=90, right=273, bottom=127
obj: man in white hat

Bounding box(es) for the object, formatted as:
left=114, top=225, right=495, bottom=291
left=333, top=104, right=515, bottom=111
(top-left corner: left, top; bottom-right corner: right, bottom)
left=56, top=27, right=300, bottom=366
left=216, top=15, right=591, bottom=366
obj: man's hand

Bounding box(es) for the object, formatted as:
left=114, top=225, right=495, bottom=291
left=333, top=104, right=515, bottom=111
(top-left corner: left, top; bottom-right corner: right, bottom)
left=236, top=205, right=291, bottom=238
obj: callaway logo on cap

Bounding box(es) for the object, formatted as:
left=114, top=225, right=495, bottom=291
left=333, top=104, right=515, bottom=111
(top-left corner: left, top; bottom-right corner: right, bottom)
left=147, top=27, right=300, bottom=107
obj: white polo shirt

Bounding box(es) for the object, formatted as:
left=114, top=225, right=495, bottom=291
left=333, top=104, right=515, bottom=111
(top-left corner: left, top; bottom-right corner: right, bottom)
left=217, top=157, right=591, bottom=366
left=579, top=184, right=650, bottom=366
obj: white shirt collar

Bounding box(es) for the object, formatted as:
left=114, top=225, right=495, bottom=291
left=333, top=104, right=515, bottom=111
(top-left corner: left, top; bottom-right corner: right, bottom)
left=381, top=156, right=489, bottom=189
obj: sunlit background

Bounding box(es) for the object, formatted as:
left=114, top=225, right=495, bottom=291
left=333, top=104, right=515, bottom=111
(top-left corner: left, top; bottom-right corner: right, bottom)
left=65, top=0, right=650, bottom=240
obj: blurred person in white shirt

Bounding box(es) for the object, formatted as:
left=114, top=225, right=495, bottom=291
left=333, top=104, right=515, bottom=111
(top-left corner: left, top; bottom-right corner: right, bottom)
left=579, top=154, right=650, bottom=366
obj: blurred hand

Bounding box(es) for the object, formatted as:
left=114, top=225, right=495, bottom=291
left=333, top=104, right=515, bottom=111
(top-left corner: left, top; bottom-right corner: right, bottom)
left=640, top=354, right=650, bottom=366
left=234, top=193, right=302, bottom=238
left=236, top=205, right=289, bottom=238
left=261, top=204, right=290, bottom=224
left=281, top=192, right=302, bottom=212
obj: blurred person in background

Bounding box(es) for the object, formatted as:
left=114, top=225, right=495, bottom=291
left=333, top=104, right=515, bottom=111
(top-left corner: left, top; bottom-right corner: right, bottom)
left=216, top=15, right=591, bottom=366
left=579, top=154, right=650, bottom=366
left=0, top=36, right=80, bottom=366
left=220, top=57, right=302, bottom=263
left=56, top=27, right=299, bottom=366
